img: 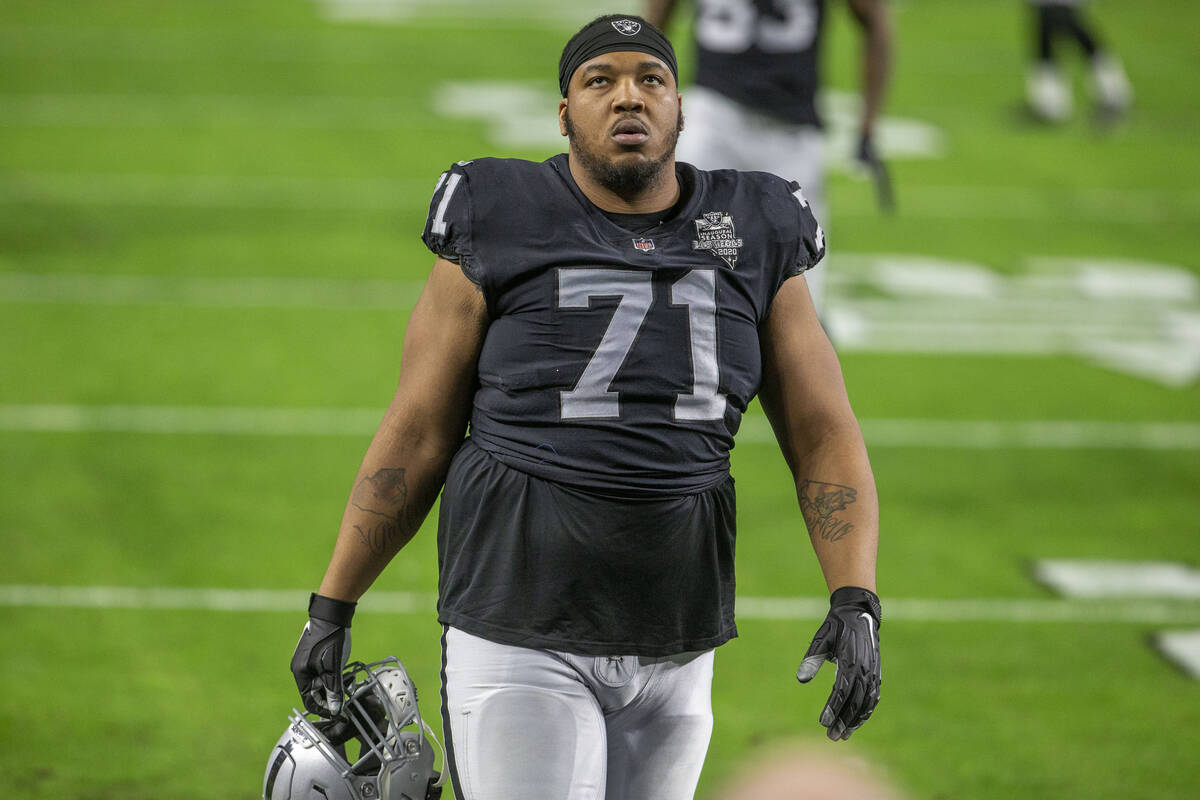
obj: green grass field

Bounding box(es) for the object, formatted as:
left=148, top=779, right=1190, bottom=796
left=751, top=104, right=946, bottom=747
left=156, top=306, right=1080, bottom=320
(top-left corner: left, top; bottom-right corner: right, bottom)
left=2, top=1, right=1199, bottom=798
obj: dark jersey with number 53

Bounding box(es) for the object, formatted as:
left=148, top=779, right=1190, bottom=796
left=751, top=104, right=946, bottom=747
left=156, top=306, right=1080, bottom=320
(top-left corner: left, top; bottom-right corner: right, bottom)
left=421, top=154, right=824, bottom=498
left=692, top=0, right=828, bottom=126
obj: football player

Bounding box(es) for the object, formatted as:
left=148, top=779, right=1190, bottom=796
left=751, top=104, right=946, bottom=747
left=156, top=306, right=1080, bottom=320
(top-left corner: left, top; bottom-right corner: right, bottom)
left=291, top=14, right=880, bottom=800
left=1024, top=0, right=1132, bottom=123
left=645, top=0, right=894, bottom=316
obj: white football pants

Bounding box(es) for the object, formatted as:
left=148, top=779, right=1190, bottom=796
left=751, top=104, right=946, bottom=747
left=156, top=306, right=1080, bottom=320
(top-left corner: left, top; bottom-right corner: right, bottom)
left=440, top=626, right=715, bottom=800
left=678, top=85, right=829, bottom=315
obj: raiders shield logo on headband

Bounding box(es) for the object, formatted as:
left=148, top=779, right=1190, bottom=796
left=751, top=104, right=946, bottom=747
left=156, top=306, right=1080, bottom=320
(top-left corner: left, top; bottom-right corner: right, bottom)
left=612, top=19, right=642, bottom=36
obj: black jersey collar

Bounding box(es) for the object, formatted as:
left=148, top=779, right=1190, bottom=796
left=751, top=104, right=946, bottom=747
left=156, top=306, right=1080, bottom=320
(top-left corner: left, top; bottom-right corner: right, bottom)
left=549, top=153, right=706, bottom=242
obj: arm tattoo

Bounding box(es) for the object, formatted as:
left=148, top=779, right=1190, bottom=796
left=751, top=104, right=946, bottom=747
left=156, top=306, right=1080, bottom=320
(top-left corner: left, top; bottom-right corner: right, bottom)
left=799, top=480, right=858, bottom=542
left=350, top=468, right=408, bottom=555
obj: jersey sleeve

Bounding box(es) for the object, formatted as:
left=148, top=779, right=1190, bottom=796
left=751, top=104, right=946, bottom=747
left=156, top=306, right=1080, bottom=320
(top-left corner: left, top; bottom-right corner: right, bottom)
left=784, top=180, right=826, bottom=278
left=420, top=161, right=481, bottom=285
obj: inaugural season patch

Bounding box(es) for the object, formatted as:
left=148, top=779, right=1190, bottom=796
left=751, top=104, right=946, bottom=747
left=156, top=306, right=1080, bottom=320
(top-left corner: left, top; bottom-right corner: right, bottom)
left=692, top=211, right=744, bottom=268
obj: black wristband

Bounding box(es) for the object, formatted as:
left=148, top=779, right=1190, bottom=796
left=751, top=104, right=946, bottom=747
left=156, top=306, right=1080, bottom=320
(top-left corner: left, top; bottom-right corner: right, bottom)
left=830, top=586, right=882, bottom=625
left=308, top=592, right=356, bottom=627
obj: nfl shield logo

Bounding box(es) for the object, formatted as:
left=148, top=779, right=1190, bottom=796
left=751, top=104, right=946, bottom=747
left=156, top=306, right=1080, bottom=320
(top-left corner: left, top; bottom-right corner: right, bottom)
left=612, top=19, right=642, bottom=36
left=633, top=237, right=655, bottom=252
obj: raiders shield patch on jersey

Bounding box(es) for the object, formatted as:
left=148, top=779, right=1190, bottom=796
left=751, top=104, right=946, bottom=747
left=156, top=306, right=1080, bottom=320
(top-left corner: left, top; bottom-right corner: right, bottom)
left=692, top=211, right=744, bottom=268
left=612, top=19, right=642, bottom=35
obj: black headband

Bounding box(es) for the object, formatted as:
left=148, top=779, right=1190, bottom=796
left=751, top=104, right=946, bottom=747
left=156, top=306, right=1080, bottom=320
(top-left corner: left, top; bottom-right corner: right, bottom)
left=558, top=16, right=678, bottom=97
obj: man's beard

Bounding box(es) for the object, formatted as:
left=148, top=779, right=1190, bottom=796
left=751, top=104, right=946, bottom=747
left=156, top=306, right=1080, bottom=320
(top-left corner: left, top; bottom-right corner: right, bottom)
left=565, top=109, right=682, bottom=198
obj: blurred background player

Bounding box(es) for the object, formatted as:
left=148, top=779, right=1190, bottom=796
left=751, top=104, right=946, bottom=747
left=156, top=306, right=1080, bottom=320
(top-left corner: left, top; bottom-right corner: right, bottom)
left=1025, top=0, right=1132, bottom=123
left=645, top=0, right=893, bottom=317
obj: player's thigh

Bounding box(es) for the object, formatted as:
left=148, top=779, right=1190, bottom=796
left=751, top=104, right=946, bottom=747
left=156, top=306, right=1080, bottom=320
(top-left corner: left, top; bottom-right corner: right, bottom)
left=760, top=127, right=827, bottom=313
left=679, top=88, right=826, bottom=215
left=678, top=86, right=749, bottom=170
left=441, top=627, right=608, bottom=800
left=604, top=650, right=715, bottom=800
left=759, top=125, right=826, bottom=217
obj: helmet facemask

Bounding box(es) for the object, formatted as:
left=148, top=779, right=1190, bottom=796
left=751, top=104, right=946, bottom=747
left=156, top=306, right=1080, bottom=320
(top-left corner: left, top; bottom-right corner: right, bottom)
left=265, top=657, right=445, bottom=800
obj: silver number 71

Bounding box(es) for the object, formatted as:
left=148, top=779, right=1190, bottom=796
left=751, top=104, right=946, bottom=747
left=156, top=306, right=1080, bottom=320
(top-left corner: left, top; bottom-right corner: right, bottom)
left=557, top=268, right=727, bottom=422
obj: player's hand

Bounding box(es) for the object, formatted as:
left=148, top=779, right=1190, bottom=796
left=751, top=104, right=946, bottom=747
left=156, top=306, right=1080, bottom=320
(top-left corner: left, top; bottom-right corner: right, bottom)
left=854, top=133, right=895, bottom=213
left=290, top=592, right=356, bottom=717
left=795, top=586, right=882, bottom=741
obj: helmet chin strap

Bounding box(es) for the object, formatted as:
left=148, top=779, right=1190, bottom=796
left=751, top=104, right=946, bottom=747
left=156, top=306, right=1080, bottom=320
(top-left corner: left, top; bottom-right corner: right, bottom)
left=419, top=719, right=447, bottom=789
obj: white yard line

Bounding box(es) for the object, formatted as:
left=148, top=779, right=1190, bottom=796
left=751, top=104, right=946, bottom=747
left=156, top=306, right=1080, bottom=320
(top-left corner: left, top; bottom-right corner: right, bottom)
left=0, top=171, right=431, bottom=210
left=0, top=94, right=453, bottom=132
left=0, top=273, right=426, bottom=309
left=1033, top=560, right=1200, bottom=598
left=0, top=585, right=430, bottom=614
left=314, top=0, right=609, bottom=24
left=0, top=28, right=395, bottom=62
left=0, top=163, right=1185, bottom=222
left=1155, top=630, right=1200, bottom=678
left=0, top=23, right=579, bottom=63
left=1, top=159, right=1195, bottom=220
left=2, top=584, right=1197, bottom=624
left=872, top=185, right=1200, bottom=225
left=0, top=403, right=1198, bottom=450
left=0, top=404, right=386, bottom=437
left=739, top=596, right=1200, bottom=625
left=818, top=419, right=1200, bottom=451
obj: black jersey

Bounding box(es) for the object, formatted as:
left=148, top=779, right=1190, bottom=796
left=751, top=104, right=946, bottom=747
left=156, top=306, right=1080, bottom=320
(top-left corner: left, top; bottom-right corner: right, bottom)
left=421, top=154, right=824, bottom=497
left=692, top=0, right=828, bottom=126
left=421, top=154, right=822, bottom=655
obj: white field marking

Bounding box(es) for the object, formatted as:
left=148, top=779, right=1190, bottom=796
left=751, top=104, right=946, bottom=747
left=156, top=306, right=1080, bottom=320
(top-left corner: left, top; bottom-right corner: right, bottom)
left=0, top=172, right=432, bottom=211
left=2, top=161, right=1196, bottom=224
left=0, top=273, right=425, bottom=310
left=820, top=90, right=946, bottom=167
left=0, top=93, right=454, bottom=132
left=774, top=418, right=1200, bottom=451
left=2, top=257, right=1198, bottom=385
left=827, top=255, right=1200, bottom=386
left=314, top=0, right=608, bottom=25
left=0, top=27, right=406, bottom=62
left=431, top=82, right=945, bottom=167
left=843, top=185, right=1200, bottom=224
left=0, top=405, right=386, bottom=437
left=739, top=596, right=1200, bottom=625
left=0, top=585, right=433, bottom=614
left=431, top=81, right=563, bottom=149
left=1, top=404, right=1199, bottom=451
left=0, top=255, right=1191, bottom=307
left=2, top=585, right=1198, bottom=625
left=1033, top=560, right=1200, bottom=599
left=0, top=24, right=572, bottom=62
left=0, top=255, right=1174, bottom=310
left=1154, top=630, right=1200, bottom=679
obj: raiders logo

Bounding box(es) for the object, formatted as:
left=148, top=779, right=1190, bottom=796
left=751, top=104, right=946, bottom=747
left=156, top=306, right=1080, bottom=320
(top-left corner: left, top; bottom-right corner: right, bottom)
left=612, top=19, right=642, bottom=36
left=692, top=211, right=744, bottom=268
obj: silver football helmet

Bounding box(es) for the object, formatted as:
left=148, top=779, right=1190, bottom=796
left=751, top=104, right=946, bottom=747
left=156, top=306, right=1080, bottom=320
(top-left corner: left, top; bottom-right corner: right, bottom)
left=264, top=657, right=445, bottom=800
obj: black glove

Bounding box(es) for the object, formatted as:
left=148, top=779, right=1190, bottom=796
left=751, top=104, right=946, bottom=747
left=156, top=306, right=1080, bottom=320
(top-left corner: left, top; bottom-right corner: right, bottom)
left=290, top=592, right=356, bottom=717
left=795, top=586, right=882, bottom=741
left=855, top=133, right=895, bottom=213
